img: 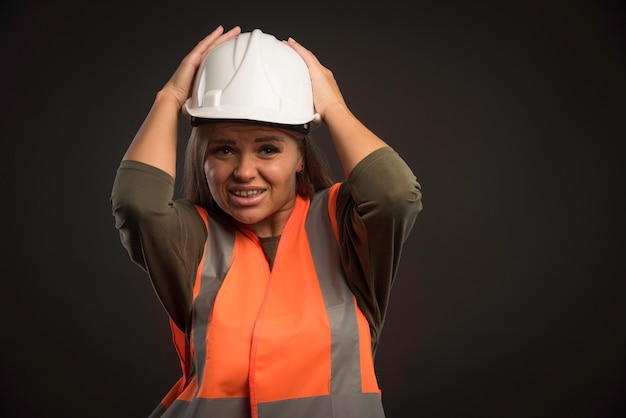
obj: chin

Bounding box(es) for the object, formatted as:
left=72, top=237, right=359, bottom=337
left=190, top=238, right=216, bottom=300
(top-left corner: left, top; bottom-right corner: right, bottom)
left=230, top=212, right=264, bottom=226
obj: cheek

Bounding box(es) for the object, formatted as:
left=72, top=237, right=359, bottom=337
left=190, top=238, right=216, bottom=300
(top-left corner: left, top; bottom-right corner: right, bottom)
left=204, top=162, right=222, bottom=193
left=269, top=153, right=300, bottom=175
left=266, top=162, right=297, bottom=185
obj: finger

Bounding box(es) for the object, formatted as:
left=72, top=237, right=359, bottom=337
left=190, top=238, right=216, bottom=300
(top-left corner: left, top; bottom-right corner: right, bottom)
left=192, top=25, right=241, bottom=59
left=184, top=26, right=241, bottom=70
left=285, top=37, right=321, bottom=66
left=194, top=25, right=225, bottom=55
left=209, top=26, right=242, bottom=51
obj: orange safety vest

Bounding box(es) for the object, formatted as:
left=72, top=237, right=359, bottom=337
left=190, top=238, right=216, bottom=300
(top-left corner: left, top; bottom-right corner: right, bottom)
left=150, top=184, right=385, bottom=418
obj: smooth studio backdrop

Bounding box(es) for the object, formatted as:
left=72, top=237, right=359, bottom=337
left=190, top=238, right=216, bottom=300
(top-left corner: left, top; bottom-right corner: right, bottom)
left=1, top=0, right=624, bottom=417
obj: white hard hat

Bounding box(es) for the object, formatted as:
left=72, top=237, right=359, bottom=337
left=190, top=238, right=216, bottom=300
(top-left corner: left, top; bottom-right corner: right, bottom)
left=184, top=29, right=318, bottom=133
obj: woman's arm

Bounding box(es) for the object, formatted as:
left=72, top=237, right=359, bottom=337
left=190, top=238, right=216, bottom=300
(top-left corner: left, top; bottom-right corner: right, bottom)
left=122, top=25, right=241, bottom=177
left=288, top=38, right=423, bottom=355
left=286, top=37, right=388, bottom=177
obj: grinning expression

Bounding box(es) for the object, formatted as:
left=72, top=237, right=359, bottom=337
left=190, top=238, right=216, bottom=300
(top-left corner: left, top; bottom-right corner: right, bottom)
left=203, top=123, right=304, bottom=238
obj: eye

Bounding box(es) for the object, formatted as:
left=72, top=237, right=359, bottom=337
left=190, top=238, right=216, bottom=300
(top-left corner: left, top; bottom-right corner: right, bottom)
left=259, top=146, right=279, bottom=156
left=209, top=146, right=234, bottom=158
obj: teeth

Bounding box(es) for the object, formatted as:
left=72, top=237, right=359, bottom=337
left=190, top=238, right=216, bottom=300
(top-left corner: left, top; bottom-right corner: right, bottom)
left=232, top=190, right=263, bottom=198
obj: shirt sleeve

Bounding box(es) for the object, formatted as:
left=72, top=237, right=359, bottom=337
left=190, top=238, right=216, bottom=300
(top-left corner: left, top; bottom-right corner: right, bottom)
left=110, top=160, right=207, bottom=331
left=335, top=146, right=422, bottom=354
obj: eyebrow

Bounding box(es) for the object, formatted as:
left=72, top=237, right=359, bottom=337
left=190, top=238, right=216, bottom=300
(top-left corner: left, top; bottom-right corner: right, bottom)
left=210, top=136, right=287, bottom=145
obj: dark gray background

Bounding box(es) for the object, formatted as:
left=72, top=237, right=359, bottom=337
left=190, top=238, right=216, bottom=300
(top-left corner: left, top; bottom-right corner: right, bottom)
left=1, top=0, right=624, bottom=417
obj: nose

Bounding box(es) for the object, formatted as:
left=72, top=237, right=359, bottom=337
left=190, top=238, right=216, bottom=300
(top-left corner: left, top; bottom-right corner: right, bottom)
left=233, top=152, right=257, bottom=181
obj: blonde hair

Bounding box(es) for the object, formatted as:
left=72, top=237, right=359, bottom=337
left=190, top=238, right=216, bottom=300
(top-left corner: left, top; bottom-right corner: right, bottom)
left=182, top=123, right=333, bottom=210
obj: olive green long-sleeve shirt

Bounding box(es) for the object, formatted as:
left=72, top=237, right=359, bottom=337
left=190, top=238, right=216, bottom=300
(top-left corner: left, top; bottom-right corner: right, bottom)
left=111, top=146, right=421, bottom=353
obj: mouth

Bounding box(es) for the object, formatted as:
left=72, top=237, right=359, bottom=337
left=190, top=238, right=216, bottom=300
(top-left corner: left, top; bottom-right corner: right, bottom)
left=228, top=188, right=267, bottom=207
left=230, top=189, right=266, bottom=198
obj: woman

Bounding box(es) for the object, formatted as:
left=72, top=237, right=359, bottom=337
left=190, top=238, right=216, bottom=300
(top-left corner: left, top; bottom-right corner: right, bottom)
left=111, top=25, right=422, bottom=418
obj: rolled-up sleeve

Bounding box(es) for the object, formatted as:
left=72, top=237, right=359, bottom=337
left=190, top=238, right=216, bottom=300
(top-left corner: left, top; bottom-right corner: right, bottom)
left=110, top=160, right=207, bottom=330
left=335, top=147, right=422, bottom=353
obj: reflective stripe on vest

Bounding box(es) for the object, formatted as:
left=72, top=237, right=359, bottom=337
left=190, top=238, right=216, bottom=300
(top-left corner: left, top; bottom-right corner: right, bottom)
left=153, top=185, right=385, bottom=418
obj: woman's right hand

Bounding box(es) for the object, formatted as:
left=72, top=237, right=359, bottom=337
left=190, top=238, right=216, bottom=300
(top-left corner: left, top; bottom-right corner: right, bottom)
left=162, top=25, right=242, bottom=108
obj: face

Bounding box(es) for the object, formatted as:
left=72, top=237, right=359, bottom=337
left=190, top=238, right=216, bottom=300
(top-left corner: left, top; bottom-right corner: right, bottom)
left=204, top=123, right=304, bottom=238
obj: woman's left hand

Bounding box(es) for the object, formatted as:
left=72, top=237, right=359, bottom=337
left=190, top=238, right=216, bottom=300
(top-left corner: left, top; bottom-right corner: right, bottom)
left=285, top=37, right=347, bottom=122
